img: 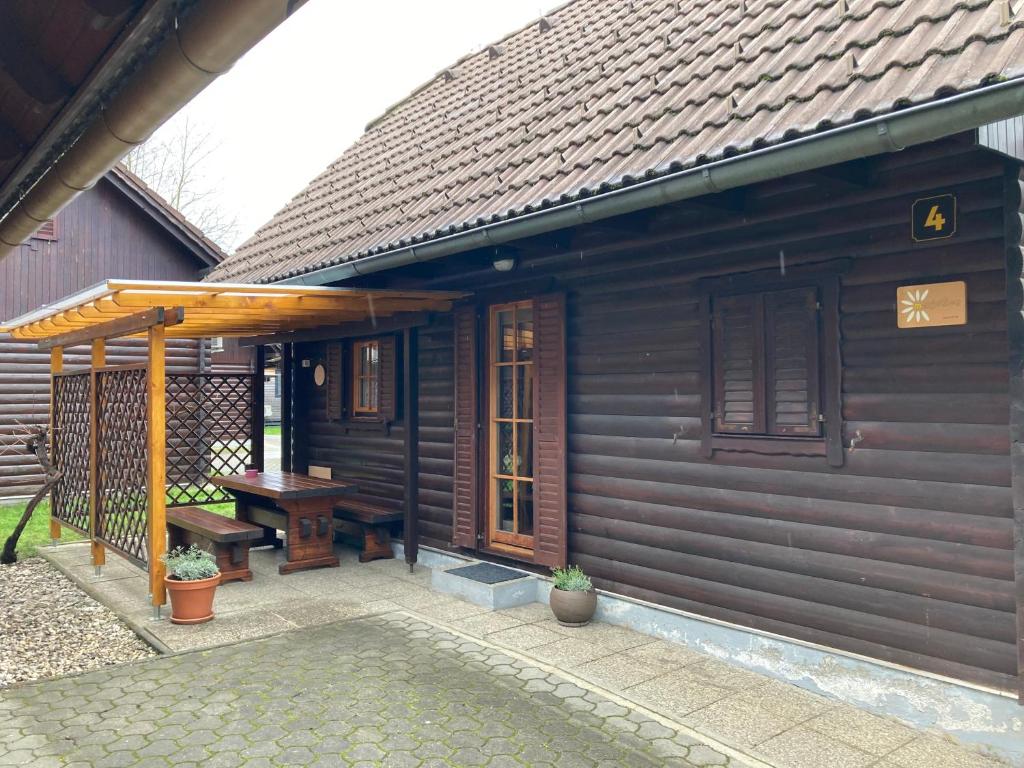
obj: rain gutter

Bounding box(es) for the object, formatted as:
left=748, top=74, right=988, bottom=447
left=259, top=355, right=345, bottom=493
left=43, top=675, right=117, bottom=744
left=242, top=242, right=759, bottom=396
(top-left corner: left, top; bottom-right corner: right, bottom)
left=280, top=77, right=1024, bottom=287
left=0, top=0, right=306, bottom=255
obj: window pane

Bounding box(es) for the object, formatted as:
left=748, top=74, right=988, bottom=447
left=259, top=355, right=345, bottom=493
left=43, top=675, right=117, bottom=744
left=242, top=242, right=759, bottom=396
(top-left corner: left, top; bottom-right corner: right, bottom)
left=359, top=379, right=371, bottom=409
left=516, top=480, right=533, bottom=536
left=358, top=344, right=369, bottom=376
left=498, top=366, right=514, bottom=418
left=496, top=310, right=515, bottom=362
left=516, top=422, right=533, bottom=479
left=516, top=364, right=533, bottom=420
left=497, top=479, right=514, bottom=532
left=497, top=422, right=514, bottom=475
left=516, top=307, right=533, bottom=362
left=368, top=342, right=379, bottom=376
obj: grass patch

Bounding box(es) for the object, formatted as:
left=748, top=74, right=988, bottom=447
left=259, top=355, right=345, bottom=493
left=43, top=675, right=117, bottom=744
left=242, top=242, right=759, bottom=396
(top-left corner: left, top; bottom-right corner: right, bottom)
left=264, top=425, right=281, bottom=437
left=0, top=495, right=233, bottom=560
left=0, top=498, right=83, bottom=558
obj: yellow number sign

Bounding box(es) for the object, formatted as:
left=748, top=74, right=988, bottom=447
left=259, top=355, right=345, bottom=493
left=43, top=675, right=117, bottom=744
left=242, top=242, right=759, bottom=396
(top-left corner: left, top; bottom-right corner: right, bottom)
left=912, top=194, right=956, bottom=242
left=924, top=205, right=946, bottom=232
left=896, top=281, right=967, bottom=329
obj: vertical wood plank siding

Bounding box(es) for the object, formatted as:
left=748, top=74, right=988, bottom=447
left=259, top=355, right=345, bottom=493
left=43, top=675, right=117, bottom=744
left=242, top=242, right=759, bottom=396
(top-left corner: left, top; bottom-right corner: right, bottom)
left=301, top=139, right=1018, bottom=692
left=0, top=177, right=211, bottom=498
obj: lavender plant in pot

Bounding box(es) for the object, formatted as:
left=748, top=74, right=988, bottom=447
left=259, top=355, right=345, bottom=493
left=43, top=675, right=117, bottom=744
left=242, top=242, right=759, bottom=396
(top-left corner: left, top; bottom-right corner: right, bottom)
left=162, top=544, right=220, bottom=625
left=549, top=565, right=597, bottom=627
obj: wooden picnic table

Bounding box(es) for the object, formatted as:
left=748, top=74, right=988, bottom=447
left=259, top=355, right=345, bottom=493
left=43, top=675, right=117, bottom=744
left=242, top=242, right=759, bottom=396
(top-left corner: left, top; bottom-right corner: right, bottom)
left=211, top=471, right=358, bottom=575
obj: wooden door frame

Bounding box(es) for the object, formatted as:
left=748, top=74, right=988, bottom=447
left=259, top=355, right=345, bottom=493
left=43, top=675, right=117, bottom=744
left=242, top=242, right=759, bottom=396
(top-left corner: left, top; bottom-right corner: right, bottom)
left=479, top=299, right=536, bottom=562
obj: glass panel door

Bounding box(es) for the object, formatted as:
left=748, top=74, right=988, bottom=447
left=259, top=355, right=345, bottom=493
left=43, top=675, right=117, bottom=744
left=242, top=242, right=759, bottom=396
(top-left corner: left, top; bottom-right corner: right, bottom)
left=486, top=300, right=534, bottom=554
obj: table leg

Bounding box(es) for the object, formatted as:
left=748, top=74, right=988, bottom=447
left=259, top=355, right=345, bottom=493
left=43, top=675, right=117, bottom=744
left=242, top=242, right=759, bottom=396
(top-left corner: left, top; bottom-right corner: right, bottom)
left=235, top=495, right=282, bottom=549
left=278, top=499, right=339, bottom=574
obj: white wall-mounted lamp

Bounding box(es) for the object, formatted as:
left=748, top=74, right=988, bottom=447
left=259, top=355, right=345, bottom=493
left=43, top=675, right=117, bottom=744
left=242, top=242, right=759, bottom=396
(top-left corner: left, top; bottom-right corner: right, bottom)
left=492, top=257, right=516, bottom=272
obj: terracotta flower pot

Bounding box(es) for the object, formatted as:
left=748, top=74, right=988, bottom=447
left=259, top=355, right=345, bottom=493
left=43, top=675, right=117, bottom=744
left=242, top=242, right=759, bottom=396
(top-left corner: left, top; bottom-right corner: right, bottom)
left=549, top=587, right=597, bottom=627
left=164, top=573, right=220, bottom=625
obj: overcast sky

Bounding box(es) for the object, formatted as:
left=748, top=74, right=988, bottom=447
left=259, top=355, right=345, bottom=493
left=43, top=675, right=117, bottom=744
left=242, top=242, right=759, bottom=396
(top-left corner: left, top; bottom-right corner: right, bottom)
left=157, top=1, right=550, bottom=251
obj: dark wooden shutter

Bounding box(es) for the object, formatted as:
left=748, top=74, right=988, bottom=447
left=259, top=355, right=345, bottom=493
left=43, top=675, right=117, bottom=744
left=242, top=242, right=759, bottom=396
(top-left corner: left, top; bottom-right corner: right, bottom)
left=712, top=294, right=763, bottom=434
left=452, top=306, right=478, bottom=548
left=326, top=342, right=342, bottom=420
left=378, top=335, right=397, bottom=421
left=533, top=293, right=567, bottom=568
left=765, top=287, right=821, bottom=436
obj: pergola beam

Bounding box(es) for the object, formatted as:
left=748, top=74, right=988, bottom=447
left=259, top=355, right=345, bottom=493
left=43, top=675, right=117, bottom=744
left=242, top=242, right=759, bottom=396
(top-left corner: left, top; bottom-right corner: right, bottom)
left=37, top=307, right=184, bottom=349
left=241, top=311, right=433, bottom=346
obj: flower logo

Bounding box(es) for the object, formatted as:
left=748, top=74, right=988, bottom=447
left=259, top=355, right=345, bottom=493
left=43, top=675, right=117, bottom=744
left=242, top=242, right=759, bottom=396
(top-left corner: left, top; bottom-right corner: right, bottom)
left=900, top=288, right=929, bottom=325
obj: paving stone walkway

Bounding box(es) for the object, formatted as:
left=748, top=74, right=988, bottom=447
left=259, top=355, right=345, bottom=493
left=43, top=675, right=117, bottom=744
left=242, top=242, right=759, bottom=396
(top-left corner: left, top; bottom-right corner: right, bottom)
left=36, top=543, right=1012, bottom=768
left=0, top=612, right=738, bottom=768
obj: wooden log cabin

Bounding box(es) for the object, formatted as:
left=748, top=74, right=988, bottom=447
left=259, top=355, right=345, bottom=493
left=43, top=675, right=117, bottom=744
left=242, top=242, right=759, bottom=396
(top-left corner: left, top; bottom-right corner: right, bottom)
left=206, top=0, right=1024, bottom=754
left=0, top=166, right=235, bottom=498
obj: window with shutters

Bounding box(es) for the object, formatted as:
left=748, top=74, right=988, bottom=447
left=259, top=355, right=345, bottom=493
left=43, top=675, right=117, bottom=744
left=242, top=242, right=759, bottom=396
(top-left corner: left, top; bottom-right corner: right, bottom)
left=701, top=271, right=845, bottom=465
left=712, top=286, right=821, bottom=438
left=323, top=335, right=397, bottom=426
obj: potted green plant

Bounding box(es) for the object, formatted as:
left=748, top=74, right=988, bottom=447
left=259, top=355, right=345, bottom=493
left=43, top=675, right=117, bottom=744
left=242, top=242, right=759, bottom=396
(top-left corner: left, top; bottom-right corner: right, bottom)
left=549, top=565, right=597, bottom=627
left=162, top=544, right=220, bottom=625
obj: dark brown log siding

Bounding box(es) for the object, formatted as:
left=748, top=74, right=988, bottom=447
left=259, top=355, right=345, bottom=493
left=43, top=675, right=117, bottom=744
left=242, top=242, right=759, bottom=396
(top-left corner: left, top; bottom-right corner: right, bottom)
left=304, top=139, right=1017, bottom=692
left=300, top=340, right=405, bottom=516
left=563, top=147, right=1015, bottom=692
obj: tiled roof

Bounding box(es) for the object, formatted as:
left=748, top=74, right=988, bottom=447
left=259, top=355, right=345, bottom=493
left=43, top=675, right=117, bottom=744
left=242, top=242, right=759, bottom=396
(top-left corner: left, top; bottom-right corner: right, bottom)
left=210, top=0, right=1024, bottom=283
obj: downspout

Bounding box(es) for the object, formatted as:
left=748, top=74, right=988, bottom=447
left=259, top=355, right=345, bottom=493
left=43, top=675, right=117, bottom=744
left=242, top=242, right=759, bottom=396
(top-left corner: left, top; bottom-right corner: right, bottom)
left=0, top=0, right=305, bottom=254
left=281, top=77, right=1024, bottom=287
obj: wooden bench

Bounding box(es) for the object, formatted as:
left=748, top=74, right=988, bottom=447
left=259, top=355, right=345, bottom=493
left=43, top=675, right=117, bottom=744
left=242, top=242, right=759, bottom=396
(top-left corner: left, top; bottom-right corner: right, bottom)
left=333, top=499, right=403, bottom=563
left=167, top=506, right=264, bottom=583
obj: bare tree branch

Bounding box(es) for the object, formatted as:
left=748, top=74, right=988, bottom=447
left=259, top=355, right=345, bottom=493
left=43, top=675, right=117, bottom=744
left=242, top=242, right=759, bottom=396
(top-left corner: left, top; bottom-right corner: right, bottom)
left=123, top=118, right=239, bottom=248
left=1, top=427, right=62, bottom=565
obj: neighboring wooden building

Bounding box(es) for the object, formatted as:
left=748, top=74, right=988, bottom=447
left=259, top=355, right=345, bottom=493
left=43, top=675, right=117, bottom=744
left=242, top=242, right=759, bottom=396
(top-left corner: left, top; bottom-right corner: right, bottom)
left=0, top=166, right=229, bottom=498
left=204, top=0, right=1024, bottom=755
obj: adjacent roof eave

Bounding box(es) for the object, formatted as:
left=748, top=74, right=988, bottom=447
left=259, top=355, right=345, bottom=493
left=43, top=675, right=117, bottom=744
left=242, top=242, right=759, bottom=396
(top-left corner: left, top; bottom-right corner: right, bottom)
left=279, top=76, right=1024, bottom=288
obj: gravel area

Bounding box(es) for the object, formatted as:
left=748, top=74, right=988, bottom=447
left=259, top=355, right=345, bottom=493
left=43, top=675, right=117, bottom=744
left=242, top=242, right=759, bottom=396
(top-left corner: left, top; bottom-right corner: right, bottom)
left=0, top=557, right=154, bottom=686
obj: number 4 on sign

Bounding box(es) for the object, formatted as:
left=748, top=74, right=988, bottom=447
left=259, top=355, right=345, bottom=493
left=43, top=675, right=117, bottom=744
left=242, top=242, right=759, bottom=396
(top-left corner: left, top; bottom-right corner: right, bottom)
left=925, top=205, right=945, bottom=232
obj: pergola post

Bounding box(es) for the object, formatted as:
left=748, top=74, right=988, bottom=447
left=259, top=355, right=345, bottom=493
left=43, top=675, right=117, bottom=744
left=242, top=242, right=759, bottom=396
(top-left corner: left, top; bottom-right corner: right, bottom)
left=403, top=327, right=419, bottom=570
left=48, top=346, right=63, bottom=545
left=252, top=345, right=265, bottom=471
left=147, top=323, right=167, bottom=615
left=281, top=343, right=293, bottom=473
left=89, top=339, right=106, bottom=575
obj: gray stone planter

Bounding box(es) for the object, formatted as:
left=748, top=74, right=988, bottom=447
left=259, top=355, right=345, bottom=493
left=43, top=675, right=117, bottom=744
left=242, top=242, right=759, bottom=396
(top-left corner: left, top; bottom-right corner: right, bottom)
left=549, top=587, right=597, bottom=627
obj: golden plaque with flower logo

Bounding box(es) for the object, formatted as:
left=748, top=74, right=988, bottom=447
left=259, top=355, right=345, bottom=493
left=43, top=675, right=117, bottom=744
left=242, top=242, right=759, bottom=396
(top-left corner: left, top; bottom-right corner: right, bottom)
left=896, top=281, right=967, bottom=329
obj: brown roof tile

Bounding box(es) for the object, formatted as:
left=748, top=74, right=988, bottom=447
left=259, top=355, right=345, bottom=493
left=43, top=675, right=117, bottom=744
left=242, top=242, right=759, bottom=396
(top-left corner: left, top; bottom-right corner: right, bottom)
left=210, top=0, right=1024, bottom=283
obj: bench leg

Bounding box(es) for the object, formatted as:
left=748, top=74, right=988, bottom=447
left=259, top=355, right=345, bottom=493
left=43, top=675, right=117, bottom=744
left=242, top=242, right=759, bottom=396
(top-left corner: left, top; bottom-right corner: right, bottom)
left=359, top=525, right=394, bottom=563
left=219, top=542, right=254, bottom=583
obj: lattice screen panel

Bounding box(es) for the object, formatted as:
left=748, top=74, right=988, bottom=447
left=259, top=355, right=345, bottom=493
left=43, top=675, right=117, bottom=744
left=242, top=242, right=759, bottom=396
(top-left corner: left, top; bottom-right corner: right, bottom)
left=51, top=372, right=91, bottom=533
left=95, top=366, right=149, bottom=566
left=166, top=374, right=254, bottom=507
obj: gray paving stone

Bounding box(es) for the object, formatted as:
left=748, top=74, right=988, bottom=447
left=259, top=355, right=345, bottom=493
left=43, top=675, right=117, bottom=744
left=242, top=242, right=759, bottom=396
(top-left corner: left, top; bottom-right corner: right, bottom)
left=0, top=612, right=739, bottom=768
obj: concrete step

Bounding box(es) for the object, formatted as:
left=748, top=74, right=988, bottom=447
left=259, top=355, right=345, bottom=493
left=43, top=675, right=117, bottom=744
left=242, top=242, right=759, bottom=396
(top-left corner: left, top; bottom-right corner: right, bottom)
left=431, top=561, right=539, bottom=609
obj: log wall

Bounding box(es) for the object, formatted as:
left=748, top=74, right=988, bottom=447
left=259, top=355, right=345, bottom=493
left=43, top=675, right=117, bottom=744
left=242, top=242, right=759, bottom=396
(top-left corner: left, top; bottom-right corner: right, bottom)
left=302, top=137, right=1020, bottom=692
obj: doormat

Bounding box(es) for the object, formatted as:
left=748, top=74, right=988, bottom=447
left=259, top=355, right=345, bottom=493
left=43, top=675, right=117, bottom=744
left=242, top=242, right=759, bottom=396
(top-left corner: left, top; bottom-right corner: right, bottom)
left=447, top=563, right=526, bottom=584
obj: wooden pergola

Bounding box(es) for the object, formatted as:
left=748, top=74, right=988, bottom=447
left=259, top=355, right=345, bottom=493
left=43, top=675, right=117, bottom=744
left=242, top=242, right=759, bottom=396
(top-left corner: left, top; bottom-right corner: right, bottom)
left=1, top=279, right=463, bottom=614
